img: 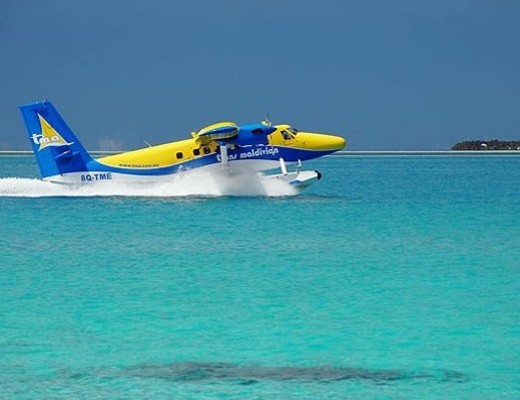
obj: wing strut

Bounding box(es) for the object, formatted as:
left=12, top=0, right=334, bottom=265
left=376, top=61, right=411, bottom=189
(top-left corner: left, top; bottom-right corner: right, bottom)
left=220, top=145, right=229, bottom=165
left=279, top=157, right=288, bottom=175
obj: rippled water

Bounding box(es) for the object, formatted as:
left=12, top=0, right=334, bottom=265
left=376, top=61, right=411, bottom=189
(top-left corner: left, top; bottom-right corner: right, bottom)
left=0, top=155, right=519, bottom=399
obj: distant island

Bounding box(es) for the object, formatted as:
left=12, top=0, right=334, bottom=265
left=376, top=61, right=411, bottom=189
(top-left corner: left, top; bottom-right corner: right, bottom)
left=452, top=140, right=520, bottom=151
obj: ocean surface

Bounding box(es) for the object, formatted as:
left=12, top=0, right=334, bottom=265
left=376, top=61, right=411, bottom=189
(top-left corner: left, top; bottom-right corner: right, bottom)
left=0, top=154, right=519, bottom=399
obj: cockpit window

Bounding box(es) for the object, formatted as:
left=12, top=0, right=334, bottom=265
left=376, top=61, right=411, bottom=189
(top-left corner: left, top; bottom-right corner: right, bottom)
left=281, top=130, right=292, bottom=140
left=281, top=127, right=299, bottom=140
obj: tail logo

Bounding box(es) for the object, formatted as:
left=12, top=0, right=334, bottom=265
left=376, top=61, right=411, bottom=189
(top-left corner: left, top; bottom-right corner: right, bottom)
left=31, top=114, right=73, bottom=151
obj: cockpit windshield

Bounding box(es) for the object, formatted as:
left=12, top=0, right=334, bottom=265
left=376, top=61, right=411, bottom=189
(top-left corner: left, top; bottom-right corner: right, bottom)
left=281, top=127, right=299, bottom=140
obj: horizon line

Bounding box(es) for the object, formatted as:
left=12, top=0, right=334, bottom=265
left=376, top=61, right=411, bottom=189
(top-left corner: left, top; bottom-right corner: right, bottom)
left=1, top=150, right=520, bottom=156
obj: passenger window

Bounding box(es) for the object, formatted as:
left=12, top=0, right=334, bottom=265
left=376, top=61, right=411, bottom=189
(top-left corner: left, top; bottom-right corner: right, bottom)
left=176, top=152, right=183, bottom=159
left=203, top=147, right=210, bottom=154
left=193, top=148, right=200, bottom=156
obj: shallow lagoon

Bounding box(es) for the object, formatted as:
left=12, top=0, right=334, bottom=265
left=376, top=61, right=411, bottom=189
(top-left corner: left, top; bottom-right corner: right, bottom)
left=0, top=155, right=519, bottom=399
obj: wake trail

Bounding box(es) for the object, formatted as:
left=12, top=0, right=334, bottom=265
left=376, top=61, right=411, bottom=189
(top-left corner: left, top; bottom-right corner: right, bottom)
left=0, top=169, right=297, bottom=198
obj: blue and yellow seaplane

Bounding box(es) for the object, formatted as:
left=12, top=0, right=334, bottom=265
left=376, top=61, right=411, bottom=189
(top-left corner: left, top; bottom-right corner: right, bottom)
left=20, top=100, right=346, bottom=190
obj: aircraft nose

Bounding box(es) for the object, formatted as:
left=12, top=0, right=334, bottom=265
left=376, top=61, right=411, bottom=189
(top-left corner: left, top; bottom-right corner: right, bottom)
left=328, top=135, right=346, bottom=150
left=300, top=132, right=346, bottom=151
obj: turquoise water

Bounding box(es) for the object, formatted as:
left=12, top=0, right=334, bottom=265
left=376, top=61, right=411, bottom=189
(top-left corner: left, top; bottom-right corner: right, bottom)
left=0, top=155, right=519, bottom=399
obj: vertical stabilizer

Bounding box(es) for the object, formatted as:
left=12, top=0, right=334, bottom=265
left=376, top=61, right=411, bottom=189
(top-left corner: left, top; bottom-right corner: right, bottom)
left=19, top=100, right=93, bottom=179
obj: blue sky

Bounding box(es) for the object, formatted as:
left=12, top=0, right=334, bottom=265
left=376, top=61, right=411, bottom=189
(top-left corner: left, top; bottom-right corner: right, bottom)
left=1, top=0, right=519, bottom=150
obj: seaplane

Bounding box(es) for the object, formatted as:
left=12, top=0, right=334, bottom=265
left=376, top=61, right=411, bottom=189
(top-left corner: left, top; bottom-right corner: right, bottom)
left=19, top=100, right=346, bottom=190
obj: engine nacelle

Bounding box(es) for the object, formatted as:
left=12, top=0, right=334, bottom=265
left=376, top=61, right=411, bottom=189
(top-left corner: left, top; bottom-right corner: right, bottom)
left=194, top=122, right=239, bottom=144
left=193, top=121, right=277, bottom=146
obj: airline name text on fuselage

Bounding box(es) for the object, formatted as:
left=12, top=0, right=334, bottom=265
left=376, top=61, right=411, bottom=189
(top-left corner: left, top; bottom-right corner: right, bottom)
left=216, top=146, right=280, bottom=162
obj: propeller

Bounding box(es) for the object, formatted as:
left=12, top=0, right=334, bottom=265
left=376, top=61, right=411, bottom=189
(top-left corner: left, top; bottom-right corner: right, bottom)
left=262, top=110, right=272, bottom=127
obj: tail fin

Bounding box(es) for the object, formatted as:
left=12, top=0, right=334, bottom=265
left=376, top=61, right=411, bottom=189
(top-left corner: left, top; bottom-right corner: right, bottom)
left=19, top=100, right=93, bottom=179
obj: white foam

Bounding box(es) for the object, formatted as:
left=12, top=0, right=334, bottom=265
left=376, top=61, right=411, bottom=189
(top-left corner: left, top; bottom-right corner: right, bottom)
left=0, top=169, right=297, bottom=198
